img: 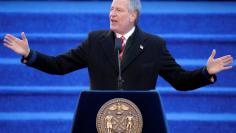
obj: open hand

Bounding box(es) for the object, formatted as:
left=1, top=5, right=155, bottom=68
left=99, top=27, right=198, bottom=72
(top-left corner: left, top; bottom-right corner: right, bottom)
left=3, top=32, right=30, bottom=57
left=207, top=49, right=233, bottom=75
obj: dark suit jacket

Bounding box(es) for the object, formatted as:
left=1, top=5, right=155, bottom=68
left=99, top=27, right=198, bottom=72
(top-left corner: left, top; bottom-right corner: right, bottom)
left=26, top=26, right=215, bottom=90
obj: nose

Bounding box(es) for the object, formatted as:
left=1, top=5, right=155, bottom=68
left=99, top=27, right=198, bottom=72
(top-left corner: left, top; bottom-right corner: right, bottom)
left=110, top=10, right=117, bottom=18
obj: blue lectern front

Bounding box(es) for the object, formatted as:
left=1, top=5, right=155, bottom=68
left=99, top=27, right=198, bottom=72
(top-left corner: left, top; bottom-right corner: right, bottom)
left=71, top=91, right=168, bottom=133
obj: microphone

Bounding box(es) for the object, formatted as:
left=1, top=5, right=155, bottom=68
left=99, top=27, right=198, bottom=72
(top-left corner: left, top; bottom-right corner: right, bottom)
left=115, top=37, right=122, bottom=53
left=115, top=38, right=124, bottom=89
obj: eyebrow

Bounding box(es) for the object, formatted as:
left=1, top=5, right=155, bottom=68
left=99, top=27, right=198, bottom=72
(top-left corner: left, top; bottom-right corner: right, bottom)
left=110, top=6, right=126, bottom=11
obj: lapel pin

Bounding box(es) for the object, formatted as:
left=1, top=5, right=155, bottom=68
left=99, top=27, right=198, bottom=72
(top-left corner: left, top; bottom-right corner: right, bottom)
left=140, top=45, right=144, bottom=50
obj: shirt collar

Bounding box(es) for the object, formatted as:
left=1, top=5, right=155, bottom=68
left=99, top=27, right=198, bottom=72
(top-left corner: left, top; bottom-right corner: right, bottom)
left=116, top=26, right=135, bottom=40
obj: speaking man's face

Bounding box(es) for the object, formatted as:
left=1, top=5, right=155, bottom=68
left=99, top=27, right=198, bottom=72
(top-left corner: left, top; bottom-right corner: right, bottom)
left=109, top=0, right=136, bottom=35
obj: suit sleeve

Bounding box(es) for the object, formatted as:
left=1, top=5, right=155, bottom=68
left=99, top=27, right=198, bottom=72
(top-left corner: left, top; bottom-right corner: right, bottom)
left=24, top=34, right=91, bottom=75
left=158, top=41, right=216, bottom=91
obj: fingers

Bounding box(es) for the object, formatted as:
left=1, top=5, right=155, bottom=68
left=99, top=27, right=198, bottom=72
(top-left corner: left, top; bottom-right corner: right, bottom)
left=209, top=49, right=216, bottom=59
left=21, top=32, right=27, bottom=42
left=3, top=42, right=12, bottom=49
left=222, top=66, right=233, bottom=71
left=4, top=34, right=17, bottom=43
left=3, top=38, right=14, bottom=49
left=224, top=56, right=233, bottom=63
left=221, top=56, right=233, bottom=71
left=217, top=55, right=232, bottom=61
left=223, top=59, right=233, bottom=67
left=216, top=55, right=233, bottom=65
left=3, top=36, right=15, bottom=48
left=3, top=37, right=12, bottom=45
left=3, top=33, right=26, bottom=47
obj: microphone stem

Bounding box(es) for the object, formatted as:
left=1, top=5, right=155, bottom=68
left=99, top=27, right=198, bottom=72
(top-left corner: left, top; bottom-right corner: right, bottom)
left=117, top=50, right=123, bottom=89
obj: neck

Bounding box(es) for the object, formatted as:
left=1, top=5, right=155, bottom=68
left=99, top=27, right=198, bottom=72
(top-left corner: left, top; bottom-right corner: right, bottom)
left=116, top=26, right=135, bottom=39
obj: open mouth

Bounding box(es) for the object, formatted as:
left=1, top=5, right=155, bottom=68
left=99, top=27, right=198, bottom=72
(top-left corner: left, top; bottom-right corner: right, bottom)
left=111, top=19, right=118, bottom=23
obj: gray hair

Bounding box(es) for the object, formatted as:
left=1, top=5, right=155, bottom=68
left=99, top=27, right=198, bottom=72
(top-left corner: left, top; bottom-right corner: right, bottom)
left=128, top=0, right=142, bottom=23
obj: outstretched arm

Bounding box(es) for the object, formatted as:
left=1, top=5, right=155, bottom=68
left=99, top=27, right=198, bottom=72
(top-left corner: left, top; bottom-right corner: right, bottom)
left=159, top=42, right=233, bottom=90
left=3, top=32, right=89, bottom=75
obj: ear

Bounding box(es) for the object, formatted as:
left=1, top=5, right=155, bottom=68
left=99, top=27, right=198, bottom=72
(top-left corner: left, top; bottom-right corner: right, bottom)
left=129, top=11, right=137, bottom=23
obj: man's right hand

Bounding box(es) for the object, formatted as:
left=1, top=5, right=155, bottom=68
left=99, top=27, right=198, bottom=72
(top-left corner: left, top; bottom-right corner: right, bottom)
left=3, top=32, right=30, bottom=57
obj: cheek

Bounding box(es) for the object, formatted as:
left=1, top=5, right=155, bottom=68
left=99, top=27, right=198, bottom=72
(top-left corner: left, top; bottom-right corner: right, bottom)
left=124, top=17, right=131, bottom=25
left=128, top=15, right=135, bottom=23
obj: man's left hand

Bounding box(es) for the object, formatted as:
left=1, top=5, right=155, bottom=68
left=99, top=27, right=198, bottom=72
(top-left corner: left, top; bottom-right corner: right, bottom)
left=207, top=49, right=233, bottom=75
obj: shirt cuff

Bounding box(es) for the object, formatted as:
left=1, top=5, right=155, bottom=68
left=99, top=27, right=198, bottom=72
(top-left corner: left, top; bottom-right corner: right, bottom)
left=202, top=66, right=216, bottom=83
left=21, top=50, right=37, bottom=65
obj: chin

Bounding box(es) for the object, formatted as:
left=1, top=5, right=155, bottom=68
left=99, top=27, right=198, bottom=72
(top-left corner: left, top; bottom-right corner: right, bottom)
left=110, top=26, right=118, bottom=33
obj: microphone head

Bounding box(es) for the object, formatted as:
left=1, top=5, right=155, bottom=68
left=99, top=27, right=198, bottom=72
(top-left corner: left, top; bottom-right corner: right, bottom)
left=115, top=38, right=122, bottom=52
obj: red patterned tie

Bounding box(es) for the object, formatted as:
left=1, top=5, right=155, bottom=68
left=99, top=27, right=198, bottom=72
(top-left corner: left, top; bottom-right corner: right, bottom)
left=119, top=36, right=125, bottom=60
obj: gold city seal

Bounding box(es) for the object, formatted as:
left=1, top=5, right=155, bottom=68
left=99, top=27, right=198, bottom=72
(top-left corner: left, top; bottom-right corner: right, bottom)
left=96, top=98, right=143, bottom=133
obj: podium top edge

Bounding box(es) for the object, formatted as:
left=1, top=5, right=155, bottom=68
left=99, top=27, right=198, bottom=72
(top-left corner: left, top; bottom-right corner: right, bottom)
left=81, top=90, right=158, bottom=93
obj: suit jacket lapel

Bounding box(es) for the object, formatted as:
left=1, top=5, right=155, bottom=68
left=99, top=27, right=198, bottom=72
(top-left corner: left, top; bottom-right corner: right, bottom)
left=100, top=31, right=118, bottom=72
left=121, top=27, right=147, bottom=72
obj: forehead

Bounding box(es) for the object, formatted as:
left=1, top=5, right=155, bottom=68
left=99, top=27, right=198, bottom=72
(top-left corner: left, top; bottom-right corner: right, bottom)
left=111, top=0, right=130, bottom=9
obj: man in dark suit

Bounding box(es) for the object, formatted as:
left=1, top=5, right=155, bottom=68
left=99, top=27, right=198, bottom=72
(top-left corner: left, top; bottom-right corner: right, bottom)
left=3, top=0, right=233, bottom=90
